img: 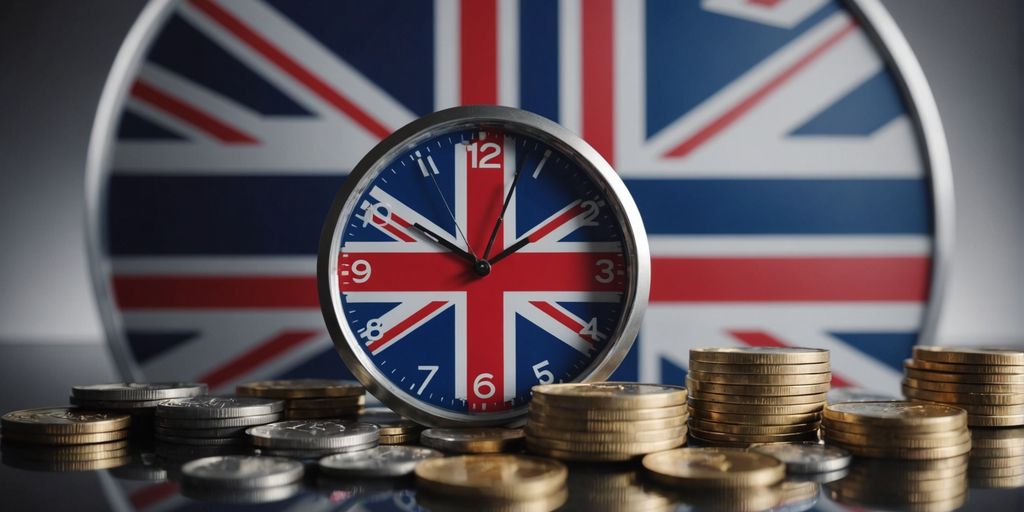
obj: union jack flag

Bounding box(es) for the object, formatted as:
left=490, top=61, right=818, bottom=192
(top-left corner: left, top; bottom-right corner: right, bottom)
left=104, top=0, right=932, bottom=436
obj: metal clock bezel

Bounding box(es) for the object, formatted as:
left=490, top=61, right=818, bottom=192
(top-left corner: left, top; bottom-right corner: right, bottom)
left=317, top=105, right=651, bottom=426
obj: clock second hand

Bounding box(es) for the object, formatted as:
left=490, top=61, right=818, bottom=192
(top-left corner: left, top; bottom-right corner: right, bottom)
left=482, top=148, right=533, bottom=260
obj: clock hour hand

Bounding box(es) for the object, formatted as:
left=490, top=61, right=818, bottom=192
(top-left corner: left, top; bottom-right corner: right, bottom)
left=487, top=236, right=530, bottom=266
left=412, top=223, right=477, bottom=264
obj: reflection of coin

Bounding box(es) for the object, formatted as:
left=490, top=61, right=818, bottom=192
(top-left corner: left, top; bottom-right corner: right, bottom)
left=319, top=445, right=443, bottom=477
left=690, top=347, right=829, bottom=365
left=1, top=407, right=130, bottom=434
left=1, top=429, right=128, bottom=445
left=420, top=428, right=524, bottom=453
left=912, top=346, right=1024, bottom=366
left=247, top=421, right=379, bottom=449
left=414, top=454, right=567, bottom=500
left=531, top=383, right=686, bottom=409
left=181, top=455, right=304, bottom=489
left=71, top=382, right=207, bottom=401
left=642, top=447, right=785, bottom=488
left=236, top=379, right=364, bottom=398
left=158, top=397, right=284, bottom=419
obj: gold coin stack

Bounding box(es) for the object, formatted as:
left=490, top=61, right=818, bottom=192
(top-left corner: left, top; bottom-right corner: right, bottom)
left=525, top=382, right=688, bottom=461
left=357, top=407, right=423, bottom=445
left=686, top=347, right=830, bottom=446
left=415, top=454, right=568, bottom=511
left=825, top=456, right=968, bottom=511
left=903, top=346, right=1024, bottom=427
left=823, top=401, right=971, bottom=460
left=968, top=427, right=1024, bottom=489
left=0, top=407, right=131, bottom=471
left=237, top=379, right=365, bottom=420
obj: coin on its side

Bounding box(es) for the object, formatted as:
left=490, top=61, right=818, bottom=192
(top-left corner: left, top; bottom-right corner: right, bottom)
left=913, top=346, right=1024, bottom=366
left=181, top=455, right=304, bottom=489
left=688, top=399, right=825, bottom=415
left=688, top=408, right=820, bottom=426
left=528, top=401, right=687, bottom=421
left=904, top=367, right=1024, bottom=384
left=420, top=428, right=525, bottom=453
left=236, top=379, right=364, bottom=398
left=687, top=370, right=831, bottom=386
left=823, top=401, right=967, bottom=432
left=319, top=445, right=443, bottom=477
left=247, top=421, right=379, bottom=449
left=686, top=378, right=830, bottom=397
left=902, top=385, right=1024, bottom=406
left=690, top=347, right=829, bottom=365
left=414, top=454, right=567, bottom=500
left=532, top=383, right=687, bottom=409
left=157, top=397, right=285, bottom=419
left=71, top=382, right=207, bottom=401
left=905, top=358, right=1024, bottom=375
left=527, top=412, right=687, bottom=432
left=689, top=419, right=818, bottom=436
left=1, top=408, right=130, bottom=435
left=688, top=360, right=831, bottom=375
left=751, top=443, right=851, bottom=474
left=642, top=447, right=785, bottom=488
left=524, top=424, right=686, bottom=444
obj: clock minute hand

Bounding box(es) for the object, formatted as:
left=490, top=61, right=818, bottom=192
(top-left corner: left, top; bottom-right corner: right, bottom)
left=488, top=236, right=530, bottom=266
left=411, top=223, right=477, bottom=264
left=482, top=149, right=532, bottom=260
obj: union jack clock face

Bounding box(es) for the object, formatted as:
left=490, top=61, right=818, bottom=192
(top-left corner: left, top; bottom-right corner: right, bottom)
left=318, top=106, right=649, bottom=425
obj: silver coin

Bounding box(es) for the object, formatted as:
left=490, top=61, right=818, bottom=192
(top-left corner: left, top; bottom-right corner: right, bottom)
left=155, top=425, right=249, bottom=438
left=72, top=382, right=207, bottom=401
left=157, top=397, right=284, bottom=419
left=156, top=412, right=282, bottom=429
left=70, top=396, right=169, bottom=409
left=751, top=442, right=852, bottom=473
left=247, top=420, right=379, bottom=449
left=181, top=455, right=303, bottom=489
left=154, top=434, right=248, bottom=446
left=319, top=445, right=443, bottom=477
left=420, top=428, right=525, bottom=453
left=181, top=482, right=302, bottom=504
left=255, top=442, right=377, bottom=459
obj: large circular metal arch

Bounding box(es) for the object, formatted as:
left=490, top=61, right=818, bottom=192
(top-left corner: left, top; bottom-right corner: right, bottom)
left=86, top=0, right=954, bottom=385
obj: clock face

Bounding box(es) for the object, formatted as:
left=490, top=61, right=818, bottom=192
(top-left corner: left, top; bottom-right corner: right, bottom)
left=319, top=107, right=648, bottom=425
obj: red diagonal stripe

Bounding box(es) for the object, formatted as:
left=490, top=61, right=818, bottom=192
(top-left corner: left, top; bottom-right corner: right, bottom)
left=131, top=80, right=257, bottom=144
left=367, top=301, right=449, bottom=353
left=189, top=0, right=391, bottom=139
left=731, top=330, right=854, bottom=388
left=199, top=330, right=321, bottom=390
left=530, top=301, right=595, bottom=345
left=528, top=203, right=585, bottom=243
left=665, top=19, right=857, bottom=157
left=130, top=481, right=179, bottom=510
left=651, top=256, right=929, bottom=302
left=113, top=276, right=317, bottom=309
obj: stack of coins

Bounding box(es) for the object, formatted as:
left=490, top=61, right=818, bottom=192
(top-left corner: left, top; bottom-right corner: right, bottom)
left=155, top=396, right=283, bottom=447
left=357, top=407, right=423, bottom=445
left=70, top=383, right=207, bottom=432
left=525, top=383, right=688, bottom=461
left=823, top=401, right=971, bottom=460
left=903, top=346, right=1024, bottom=427
left=968, top=427, right=1024, bottom=488
left=686, top=347, right=830, bottom=446
left=642, top=447, right=786, bottom=510
left=180, top=455, right=304, bottom=504
left=0, top=407, right=131, bottom=471
left=825, top=456, right=968, bottom=511
left=421, top=428, right=525, bottom=454
left=248, top=420, right=378, bottom=459
left=415, top=455, right=568, bottom=511
left=236, top=379, right=365, bottom=420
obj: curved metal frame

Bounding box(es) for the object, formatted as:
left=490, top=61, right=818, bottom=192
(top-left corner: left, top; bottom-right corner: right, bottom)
left=317, top=105, right=650, bottom=426
left=85, top=0, right=954, bottom=385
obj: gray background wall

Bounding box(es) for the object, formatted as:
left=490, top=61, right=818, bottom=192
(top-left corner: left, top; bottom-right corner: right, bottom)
left=0, top=0, right=1020, bottom=347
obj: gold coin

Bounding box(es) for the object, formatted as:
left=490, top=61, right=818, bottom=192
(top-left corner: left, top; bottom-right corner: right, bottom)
left=527, top=412, right=686, bottom=432
left=687, top=427, right=819, bottom=445
left=525, top=424, right=686, bottom=443
left=687, top=370, right=831, bottom=386
left=689, top=347, right=829, bottom=365
left=823, top=401, right=967, bottom=431
left=1, top=408, right=131, bottom=435
left=689, top=419, right=818, bottom=435
left=236, top=379, right=364, bottom=398
left=903, top=377, right=1024, bottom=394
left=824, top=429, right=970, bottom=449
left=531, top=383, right=687, bottom=409
left=688, top=391, right=823, bottom=407
left=415, top=486, right=569, bottom=512
left=968, top=455, right=1024, bottom=469
left=414, top=454, right=567, bottom=500
left=907, top=397, right=1024, bottom=416
left=642, top=447, right=785, bottom=488
left=0, top=446, right=128, bottom=462
left=902, top=384, right=1024, bottom=406
left=827, top=439, right=971, bottom=460
left=688, top=360, right=830, bottom=375
left=528, top=401, right=686, bottom=421
left=970, top=466, right=1024, bottom=479
left=970, top=474, right=1024, bottom=489
left=688, top=398, right=824, bottom=414
left=971, top=446, right=1024, bottom=457
left=687, top=408, right=820, bottom=426
left=844, top=457, right=968, bottom=480
left=686, top=377, right=830, bottom=396
left=420, top=428, right=525, bottom=453
left=0, top=429, right=129, bottom=445
left=913, top=346, right=1024, bottom=366
left=525, top=435, right=684, bottom=454
left=378, top=433, right=417, bottom=445
left=285, top=396, right=365, bottom=409
left=0, top=439, right=128, bottom=454
left=833, top=472, right=967, bottom=494
left=905, top=358, right=1024, bottom=375
left=525, top=443, right=649, bottom=462
left=905, top=366, right=1024, bottom=384
left=970, top=426, right=1024, bottom=440
left=820, top=418, right=961, bottom=437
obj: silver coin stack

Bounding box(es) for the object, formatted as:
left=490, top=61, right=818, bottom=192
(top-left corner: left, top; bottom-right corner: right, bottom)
left=248, top=420, right=379, bottom=459
left=155, top=396, right=283, bottom=448
left=180, top=455, right=304, bottom=504
left=70, top=383, right=207, bottom=430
